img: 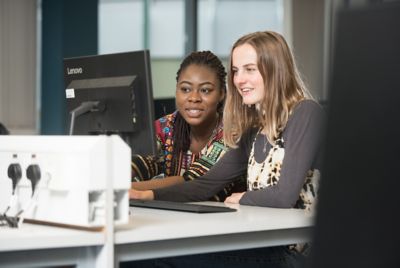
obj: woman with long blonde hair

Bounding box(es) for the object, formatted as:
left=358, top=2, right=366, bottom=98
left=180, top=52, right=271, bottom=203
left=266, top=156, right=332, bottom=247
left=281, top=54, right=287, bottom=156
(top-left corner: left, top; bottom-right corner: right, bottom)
left=132, top=31, right=324, bottom=210
left=129, top=30, right=324, bottom=268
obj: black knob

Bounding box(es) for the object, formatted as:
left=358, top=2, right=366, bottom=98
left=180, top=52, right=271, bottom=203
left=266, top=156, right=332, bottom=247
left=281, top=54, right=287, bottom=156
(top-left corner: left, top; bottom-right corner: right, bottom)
left=7, top=163, right=22, bottom=194
left=26, top=164, right=41, bottom=196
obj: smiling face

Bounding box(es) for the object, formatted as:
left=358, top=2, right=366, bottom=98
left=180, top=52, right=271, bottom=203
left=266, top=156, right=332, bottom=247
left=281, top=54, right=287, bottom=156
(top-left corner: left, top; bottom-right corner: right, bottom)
left=175, top=64, right=224, bottom=128
left=232, top=43, right=265, bottom=105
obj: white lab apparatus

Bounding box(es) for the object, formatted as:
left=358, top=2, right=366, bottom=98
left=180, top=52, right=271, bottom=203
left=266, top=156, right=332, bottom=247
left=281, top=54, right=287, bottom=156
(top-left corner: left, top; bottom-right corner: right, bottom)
left=0, top=135, right=131, bottom=228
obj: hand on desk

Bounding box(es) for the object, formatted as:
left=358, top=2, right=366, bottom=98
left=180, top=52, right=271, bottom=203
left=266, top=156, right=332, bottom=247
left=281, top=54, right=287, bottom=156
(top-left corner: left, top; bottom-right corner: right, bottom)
left=129, top=189, right=154, bottom=200
left=129, top=189, right=245, bottom=203
left=224, top=192, right=245, bottom=204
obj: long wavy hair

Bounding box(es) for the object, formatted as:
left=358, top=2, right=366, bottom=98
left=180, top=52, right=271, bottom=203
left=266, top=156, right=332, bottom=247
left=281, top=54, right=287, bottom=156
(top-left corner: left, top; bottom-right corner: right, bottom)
left=173, top=51, right=227, bottom=163
left=223, top=31, right=312, bottom=147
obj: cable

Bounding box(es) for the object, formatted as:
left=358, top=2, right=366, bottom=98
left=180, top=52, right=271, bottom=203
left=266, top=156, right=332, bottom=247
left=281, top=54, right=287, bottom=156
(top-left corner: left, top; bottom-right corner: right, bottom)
left=1, top=164, right=44, bottom=228
left=14, top=164, right=43, bottom=226
left=1, top=163, right=22, bottom=228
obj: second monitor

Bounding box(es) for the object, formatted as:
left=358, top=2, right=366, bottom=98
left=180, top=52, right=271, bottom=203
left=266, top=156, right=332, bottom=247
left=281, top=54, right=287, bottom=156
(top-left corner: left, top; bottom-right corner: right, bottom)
left=64, top=50, right=157, bottom=156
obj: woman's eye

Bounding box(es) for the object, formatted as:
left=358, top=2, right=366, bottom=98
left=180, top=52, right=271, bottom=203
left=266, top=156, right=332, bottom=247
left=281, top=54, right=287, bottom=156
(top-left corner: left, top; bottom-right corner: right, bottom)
left=200, top=88, right=211, bottom=94
left=180, top=87, right=191, bottom=93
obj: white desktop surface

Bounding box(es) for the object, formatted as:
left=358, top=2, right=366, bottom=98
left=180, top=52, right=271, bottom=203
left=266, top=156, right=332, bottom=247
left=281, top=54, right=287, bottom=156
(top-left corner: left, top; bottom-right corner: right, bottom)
left=0, top=223, right=104, bottom=251
left=0, top=223, right=105, bottom=268
left=115, top=202, right=314, bottom=263
left=0, top=202, right=314, bottom=267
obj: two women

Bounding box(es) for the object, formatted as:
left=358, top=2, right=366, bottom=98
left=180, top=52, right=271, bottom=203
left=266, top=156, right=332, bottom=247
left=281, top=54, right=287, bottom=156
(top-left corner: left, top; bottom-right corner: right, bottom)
left=132, top=31, right=324, bottom=211
left=129, top=31, right=325, bottom=267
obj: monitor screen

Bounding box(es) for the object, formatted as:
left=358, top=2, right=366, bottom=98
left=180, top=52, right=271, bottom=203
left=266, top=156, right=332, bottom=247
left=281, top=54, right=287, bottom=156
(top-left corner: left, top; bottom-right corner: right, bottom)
left=63, top=50, right=157, bottom=156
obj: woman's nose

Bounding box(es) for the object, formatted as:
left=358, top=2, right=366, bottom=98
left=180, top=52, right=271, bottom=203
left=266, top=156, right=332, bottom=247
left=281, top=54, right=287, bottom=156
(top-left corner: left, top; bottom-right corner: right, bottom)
left=188, top=90, right=201, bottom=102
left=234, top=72, right=246, bottom=85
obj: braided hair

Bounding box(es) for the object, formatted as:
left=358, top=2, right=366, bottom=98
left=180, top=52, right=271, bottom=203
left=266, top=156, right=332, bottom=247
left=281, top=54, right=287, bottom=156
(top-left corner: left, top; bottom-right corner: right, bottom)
left=173, top=51, right=227, bottom=169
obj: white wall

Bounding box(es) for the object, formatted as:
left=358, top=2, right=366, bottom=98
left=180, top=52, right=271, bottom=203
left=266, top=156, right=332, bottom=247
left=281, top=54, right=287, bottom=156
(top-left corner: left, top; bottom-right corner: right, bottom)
left=0, top=0, right=38, bottom=134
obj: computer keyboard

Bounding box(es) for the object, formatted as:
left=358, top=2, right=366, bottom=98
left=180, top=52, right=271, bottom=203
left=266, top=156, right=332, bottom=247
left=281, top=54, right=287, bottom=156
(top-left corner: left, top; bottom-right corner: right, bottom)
left=129, top=199, right=237, bottom=213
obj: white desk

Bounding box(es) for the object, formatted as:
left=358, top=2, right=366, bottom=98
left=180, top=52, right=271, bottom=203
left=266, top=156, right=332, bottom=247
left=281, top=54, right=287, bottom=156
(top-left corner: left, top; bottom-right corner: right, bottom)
left=115, top=202, right=314, bottom=264
left=0, top=202, right=313, bottom=267
left=0, top=223, right=105, bottom=268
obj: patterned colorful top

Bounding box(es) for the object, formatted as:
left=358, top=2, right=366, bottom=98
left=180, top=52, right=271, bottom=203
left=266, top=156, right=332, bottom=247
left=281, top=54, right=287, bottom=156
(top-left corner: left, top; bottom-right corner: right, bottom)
left=131, top=111, right=245, bottom=201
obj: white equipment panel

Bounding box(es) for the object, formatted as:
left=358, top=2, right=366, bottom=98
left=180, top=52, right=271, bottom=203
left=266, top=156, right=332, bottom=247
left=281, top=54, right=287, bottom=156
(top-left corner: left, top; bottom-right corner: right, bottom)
left=0, top=135, right=131, bottom=228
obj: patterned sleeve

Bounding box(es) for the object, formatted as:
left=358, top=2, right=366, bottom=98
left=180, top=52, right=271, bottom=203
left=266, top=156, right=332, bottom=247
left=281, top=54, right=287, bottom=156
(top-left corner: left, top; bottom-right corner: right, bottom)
left=131, top=138, right=163, bottom=182
left=131, top=115, right=170, bottom=182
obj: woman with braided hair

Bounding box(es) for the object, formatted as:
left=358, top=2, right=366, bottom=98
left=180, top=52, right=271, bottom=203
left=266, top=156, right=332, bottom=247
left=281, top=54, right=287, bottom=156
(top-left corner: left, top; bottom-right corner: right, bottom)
left=129, top=50, right=245, bottom=201
left=129, top=31, right=325, bottom=267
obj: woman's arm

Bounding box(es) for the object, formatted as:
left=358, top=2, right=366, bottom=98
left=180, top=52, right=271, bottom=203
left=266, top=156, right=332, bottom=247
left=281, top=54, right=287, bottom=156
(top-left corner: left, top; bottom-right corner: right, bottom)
left=239, top=100, right=325, bottom=207
left=151, top=133, right=253, bottom=202
left=131, top=154, right=160, bottom=181
left=131, top=176, right=184, bottom=190
left=131, top=115, right=170, bottom=181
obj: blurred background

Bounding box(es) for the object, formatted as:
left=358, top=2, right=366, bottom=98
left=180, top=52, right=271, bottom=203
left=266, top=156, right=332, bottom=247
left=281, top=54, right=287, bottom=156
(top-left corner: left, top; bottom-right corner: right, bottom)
left=0, top=0, right=395, bottom=135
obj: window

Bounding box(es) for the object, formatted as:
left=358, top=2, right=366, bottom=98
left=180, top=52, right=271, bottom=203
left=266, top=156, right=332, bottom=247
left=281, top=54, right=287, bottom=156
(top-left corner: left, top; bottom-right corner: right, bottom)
left=198, top=0, right=285, bottom=57
left=98, top=0, right=144, bottom=54
left=98, top=0, right=287, bottom=98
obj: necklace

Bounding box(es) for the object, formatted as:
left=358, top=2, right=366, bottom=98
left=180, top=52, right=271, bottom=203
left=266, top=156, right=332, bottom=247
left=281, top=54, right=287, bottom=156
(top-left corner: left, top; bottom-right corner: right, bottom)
left=263, top=133, right=269, bottom=153
left=258, top=129, right=269, bottom=154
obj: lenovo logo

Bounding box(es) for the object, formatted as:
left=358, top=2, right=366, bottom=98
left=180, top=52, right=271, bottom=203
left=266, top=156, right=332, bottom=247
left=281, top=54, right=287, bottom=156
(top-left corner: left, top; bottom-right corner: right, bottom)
left=67, top=67, right=83, bottom=75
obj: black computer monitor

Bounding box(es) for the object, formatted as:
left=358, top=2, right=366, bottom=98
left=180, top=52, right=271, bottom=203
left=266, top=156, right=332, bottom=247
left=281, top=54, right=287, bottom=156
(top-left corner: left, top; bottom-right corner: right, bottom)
left=307, top=3, right=400, bottom=268
left=63, top=50, right=157, bottom=156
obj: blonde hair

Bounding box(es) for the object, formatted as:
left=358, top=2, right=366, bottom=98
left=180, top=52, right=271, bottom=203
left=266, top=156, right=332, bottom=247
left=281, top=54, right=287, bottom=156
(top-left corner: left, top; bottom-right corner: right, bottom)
left=223, top=31, right=312, bottom=147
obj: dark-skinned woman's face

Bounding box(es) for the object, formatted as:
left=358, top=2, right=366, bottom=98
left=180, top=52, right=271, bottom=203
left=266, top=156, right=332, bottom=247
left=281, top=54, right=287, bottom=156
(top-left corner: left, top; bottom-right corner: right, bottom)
left=175, top=64, right=224, bottom=128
